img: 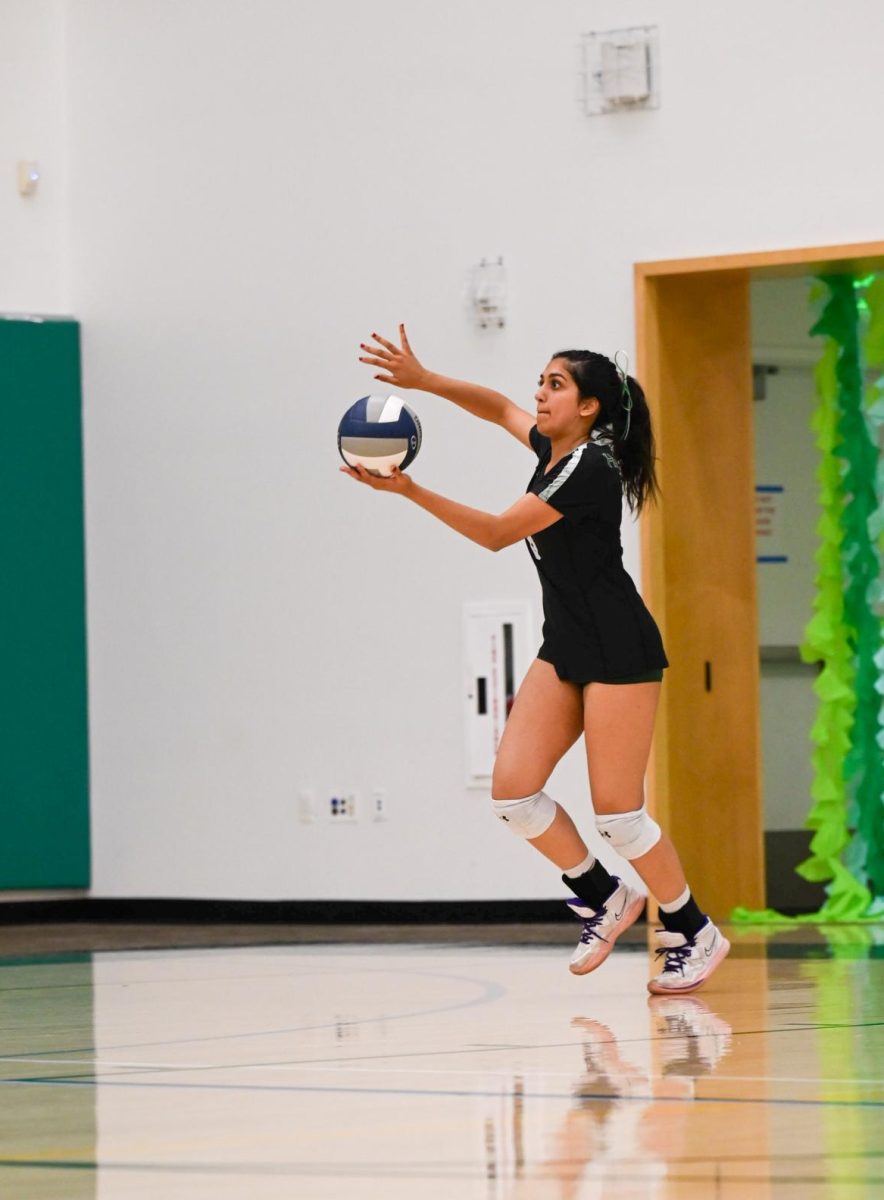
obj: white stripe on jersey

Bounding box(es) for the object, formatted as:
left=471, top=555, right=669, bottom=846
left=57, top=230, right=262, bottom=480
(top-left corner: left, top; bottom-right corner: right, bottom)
left=539, top=443, right=587, bottom=503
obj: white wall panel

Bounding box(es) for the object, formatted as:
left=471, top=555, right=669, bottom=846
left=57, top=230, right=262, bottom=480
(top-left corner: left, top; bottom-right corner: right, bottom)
left=7, top=0, right=884, bottom=897
left=0, top=0, right=68, bottom=311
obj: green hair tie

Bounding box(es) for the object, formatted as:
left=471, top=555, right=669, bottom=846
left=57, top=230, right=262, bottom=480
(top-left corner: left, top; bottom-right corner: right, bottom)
left=614, top=350, right=633, bottom=439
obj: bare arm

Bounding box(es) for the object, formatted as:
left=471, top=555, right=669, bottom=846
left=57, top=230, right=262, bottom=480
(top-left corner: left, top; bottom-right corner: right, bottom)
left=340, top=464, right=562, bottom=551
left=359, top=325, right=535, bottom=449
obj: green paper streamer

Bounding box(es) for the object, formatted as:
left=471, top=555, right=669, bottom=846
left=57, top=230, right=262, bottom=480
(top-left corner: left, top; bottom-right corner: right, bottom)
left=796, top=303, right=859, bottom=910
left=734, top=274, right=883, bottom=925
left=821, top=277, right=884, bottom=896
left=861, top=277, right=884, bottom=892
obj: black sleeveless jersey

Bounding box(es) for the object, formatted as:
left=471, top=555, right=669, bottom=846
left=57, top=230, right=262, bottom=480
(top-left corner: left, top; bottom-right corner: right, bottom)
left=525, top=425, right=668, bottom=683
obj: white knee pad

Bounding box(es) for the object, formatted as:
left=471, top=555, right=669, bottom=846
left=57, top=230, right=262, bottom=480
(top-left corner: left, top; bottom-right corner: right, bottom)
left=596, top=806, right=661, bottom=859
left=492, top=791, right=557, bottom=839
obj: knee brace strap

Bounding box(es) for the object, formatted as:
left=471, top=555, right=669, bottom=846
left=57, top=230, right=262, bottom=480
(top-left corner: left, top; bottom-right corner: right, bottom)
left=596, top=806, right=661, bottom=859
left=492, top=791, right=557, bottom=839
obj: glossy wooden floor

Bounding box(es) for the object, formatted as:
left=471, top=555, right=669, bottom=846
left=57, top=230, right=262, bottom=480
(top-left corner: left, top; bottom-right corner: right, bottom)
left=1, top=922, right=883, bottom=1198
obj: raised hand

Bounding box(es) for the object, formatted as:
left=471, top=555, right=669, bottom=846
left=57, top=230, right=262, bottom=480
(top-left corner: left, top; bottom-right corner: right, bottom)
left=358, top=324, right=427, bottom=390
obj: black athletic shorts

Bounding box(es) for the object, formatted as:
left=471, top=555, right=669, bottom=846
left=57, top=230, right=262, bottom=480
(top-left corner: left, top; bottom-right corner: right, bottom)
left=537, top=645, right=664, bottom=686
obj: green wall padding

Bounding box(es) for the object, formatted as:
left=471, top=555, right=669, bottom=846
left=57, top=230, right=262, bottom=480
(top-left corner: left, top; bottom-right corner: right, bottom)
left=0, top=317, right=90, bottom=888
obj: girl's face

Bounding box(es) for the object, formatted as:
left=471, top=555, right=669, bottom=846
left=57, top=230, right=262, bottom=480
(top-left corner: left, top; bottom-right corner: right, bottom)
left=534, top=359, right=599, bottom=440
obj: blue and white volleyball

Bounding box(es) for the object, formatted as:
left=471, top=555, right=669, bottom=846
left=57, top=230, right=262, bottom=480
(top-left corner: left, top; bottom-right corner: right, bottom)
left=337, top=395, right=422, bottom=477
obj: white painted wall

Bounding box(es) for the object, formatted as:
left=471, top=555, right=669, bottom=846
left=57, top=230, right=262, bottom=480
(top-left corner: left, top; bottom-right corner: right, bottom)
left=752, top=278, right=820, bottom=831
left=0, top=0, right=68, bottom=312
left=752, top=278, right=820, bottom=648
left=6, top=0, right=884, bottom=898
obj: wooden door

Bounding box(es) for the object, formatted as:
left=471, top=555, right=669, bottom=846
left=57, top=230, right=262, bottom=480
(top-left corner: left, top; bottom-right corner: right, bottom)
left=636, top=269, right=765, bottom=915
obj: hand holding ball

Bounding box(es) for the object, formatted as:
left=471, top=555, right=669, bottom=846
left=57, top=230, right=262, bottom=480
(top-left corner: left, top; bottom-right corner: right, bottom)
left=338, top=394, right=422, bottom=477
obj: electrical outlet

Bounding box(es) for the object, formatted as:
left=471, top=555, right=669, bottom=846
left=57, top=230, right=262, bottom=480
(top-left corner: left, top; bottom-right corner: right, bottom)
left=328, top=792, right=357, bottom=823
left=371, top=788, right=388, bottom=822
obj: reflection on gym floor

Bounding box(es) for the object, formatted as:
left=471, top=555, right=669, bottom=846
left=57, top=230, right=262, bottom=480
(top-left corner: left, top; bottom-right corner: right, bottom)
left=0, top=924, right=883, bottom=1198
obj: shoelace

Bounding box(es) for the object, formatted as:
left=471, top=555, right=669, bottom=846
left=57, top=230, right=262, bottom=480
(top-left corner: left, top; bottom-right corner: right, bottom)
left=655, top=942, right=694, bottom=975
left=578, top=910, right=610, bottom=945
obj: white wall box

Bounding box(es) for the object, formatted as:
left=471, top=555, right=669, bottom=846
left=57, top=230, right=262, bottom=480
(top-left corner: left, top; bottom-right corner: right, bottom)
left=463, top=601, right=534, bottom=788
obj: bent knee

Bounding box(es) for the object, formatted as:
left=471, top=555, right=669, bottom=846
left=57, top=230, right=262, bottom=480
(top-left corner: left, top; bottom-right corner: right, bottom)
left=492, top=790, right=557, bottom=838
left=491, top=772, right=547, bottom=802
left=595, top=806, right=661, bottom=859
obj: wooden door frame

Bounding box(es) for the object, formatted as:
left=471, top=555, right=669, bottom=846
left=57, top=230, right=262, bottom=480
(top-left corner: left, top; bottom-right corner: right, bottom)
left=634, top=240, right=884, bottom=916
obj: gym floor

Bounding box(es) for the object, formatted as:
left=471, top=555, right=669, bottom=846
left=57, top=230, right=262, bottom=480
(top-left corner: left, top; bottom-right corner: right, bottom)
left=1, top=920, right=882, bottom=1198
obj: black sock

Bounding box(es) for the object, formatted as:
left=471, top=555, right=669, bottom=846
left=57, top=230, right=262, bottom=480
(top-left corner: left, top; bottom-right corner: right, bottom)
left=659, top=894, right=707, bottom=940
left=563, top=860, right=618, bottom=911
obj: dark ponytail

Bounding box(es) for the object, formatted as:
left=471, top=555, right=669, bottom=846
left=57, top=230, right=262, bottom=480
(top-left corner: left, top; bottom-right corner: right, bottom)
left=552, top=349, right=659, bottom=513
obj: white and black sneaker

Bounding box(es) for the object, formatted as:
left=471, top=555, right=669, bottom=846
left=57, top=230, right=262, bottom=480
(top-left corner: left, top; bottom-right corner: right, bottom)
left=647, top=919, right=730, bottom=995
left=566, top=878, right=646, bottom=976
left=648, top=995, right=733, bottom=1076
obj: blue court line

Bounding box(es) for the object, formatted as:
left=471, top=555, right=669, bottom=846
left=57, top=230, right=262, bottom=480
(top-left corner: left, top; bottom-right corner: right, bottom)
left=4, top=1076, right=884, bottom=1110
left=756, top=485, right=784, bottom=493
left=757, top=556, right=788, bottom=563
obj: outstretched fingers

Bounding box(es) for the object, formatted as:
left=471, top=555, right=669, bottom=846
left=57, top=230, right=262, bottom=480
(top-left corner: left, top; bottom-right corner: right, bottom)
left=358, top=325, right=423, bottom=390
left=370, top=331, right=398, bottom=353
left=340, top=462, right=410, bottom=494
left=356, top=347, right=397, bottom=381
left=340, top=463, right=377, bottom=487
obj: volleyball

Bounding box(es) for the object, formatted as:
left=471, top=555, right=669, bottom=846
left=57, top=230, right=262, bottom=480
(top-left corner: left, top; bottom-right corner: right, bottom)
left=337, top=394, right=422, bottom=477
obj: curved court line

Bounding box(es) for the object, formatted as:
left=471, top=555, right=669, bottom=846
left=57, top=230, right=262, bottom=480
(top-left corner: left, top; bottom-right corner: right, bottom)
left=0, top=967, right=506, bottom=1060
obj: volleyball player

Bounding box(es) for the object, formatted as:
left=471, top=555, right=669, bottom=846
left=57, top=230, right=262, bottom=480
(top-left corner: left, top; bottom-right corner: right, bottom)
left=342, top=325, right=730, bottom=994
